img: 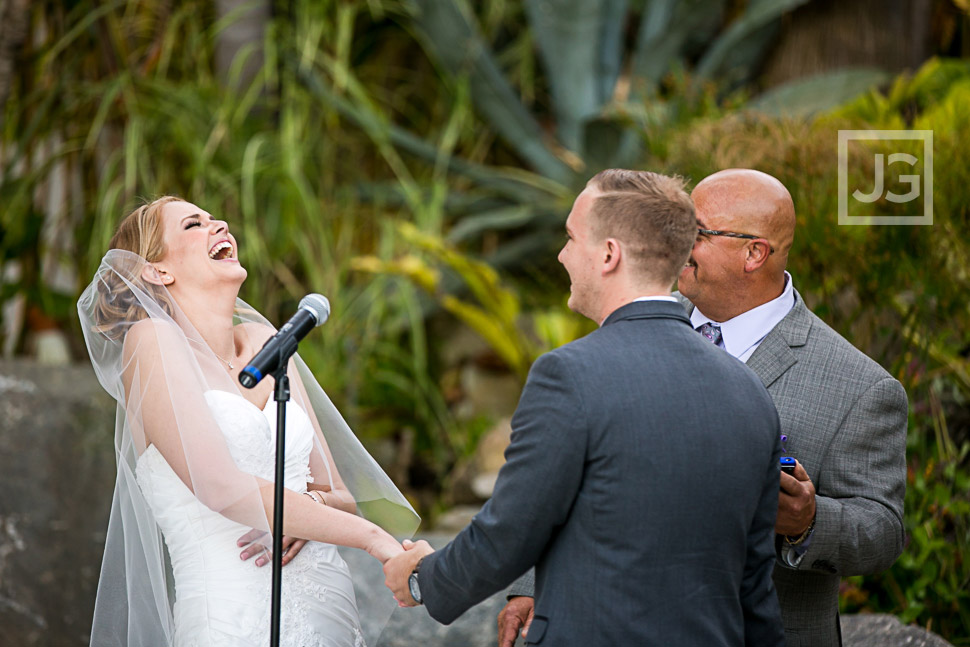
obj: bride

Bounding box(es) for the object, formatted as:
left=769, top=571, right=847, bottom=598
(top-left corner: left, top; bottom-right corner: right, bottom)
left=77, top=197, right=419, bottom=646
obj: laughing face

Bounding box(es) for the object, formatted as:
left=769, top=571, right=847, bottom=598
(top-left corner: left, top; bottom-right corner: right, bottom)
left=676, top=186, right=746, bottom=312
left=154, top=200, right=247, bottom=290
left=558, top=186, right=603, bottom=321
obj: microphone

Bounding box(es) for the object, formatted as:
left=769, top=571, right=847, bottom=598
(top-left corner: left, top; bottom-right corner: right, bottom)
left=239, top=294, right=330, bottom=389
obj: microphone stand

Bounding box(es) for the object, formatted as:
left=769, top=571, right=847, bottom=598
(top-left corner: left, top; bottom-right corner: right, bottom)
left=238, top=294, right=330, bottom=646
left=269, top=364, right=290, bottom=647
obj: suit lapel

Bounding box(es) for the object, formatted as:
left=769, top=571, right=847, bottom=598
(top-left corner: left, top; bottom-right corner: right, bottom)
left=745, top=331, right=798, bottom=389
left=745, top=292, right=811, bottom=388
left=676, top=290, right=812, bottom=389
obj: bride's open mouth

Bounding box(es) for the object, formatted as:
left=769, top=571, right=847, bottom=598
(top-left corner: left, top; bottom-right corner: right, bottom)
left=208, top=241, right=235, bottom=261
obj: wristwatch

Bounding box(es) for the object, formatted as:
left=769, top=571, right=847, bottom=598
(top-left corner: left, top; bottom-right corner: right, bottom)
left=408, top=557, right=425, bottom=605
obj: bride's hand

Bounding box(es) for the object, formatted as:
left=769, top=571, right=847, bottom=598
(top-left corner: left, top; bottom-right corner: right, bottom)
left=382, top=539, right=435, bottom=606
left=365, top=532, right=405, bottom=564
left=237, top=529, right=308, bottom=567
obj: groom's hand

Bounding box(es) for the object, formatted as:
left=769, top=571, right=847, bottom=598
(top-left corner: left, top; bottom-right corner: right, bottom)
left=498, top=596, right=534, bottom=647
left=383, top=539, right=434, bottom=607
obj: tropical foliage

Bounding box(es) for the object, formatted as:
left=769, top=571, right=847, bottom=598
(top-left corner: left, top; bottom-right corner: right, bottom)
left=645, top=57, right=970, bottom=642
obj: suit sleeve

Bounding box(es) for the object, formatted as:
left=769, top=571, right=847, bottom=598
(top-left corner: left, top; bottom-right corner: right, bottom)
left=506, top=569, right=535, bottom=599
left=418, top=351, right=587, bottom=624
left=793, top=376, right=908, bottom=574
left=742, top=415, right=786, bottom=646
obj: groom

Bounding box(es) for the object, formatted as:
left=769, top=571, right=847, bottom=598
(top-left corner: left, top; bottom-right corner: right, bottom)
left=384, top=169, right=785, bottom=646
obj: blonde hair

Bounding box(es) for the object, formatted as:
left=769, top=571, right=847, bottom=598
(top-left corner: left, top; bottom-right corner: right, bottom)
left=92, top=196, right=183, bottom=337
left=587, top=169, right=697, bottom=288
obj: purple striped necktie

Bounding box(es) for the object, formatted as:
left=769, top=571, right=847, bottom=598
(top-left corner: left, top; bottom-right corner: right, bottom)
left=697, top=322, right=723, bottom=346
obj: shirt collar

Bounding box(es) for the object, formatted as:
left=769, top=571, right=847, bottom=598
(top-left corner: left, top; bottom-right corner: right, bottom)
left=633, top=295, right=679, bottom=303
left=690, top=272, right=796, bottom=359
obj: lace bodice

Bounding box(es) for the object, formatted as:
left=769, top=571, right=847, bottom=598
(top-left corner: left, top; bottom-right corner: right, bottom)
left=135, top=390, right=364, bottom=647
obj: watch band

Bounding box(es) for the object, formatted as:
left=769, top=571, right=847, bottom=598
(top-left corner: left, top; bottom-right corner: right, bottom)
left=785, top=514, right=816, bottom=546
left=409, top=557, right=426, bottom=605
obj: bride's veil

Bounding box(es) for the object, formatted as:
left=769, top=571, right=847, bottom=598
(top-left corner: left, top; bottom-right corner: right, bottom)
left=78, top=249, right=419, bottom=646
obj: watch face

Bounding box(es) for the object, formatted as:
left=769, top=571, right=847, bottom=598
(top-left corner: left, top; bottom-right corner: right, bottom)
left=408, top=572, right=422, bottom=604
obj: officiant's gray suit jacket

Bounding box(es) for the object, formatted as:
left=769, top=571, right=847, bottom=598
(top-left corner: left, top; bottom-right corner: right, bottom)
left=416, top=300, right=785, bottom=646
left=686, top=290, right=907, bottom=646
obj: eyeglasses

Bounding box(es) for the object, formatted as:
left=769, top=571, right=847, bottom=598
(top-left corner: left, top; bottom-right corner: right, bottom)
left=697, top=228, right=775, bottom=255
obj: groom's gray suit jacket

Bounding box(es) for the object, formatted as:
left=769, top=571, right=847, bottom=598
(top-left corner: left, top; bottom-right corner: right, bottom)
left=416, top=300, right=785, bottom=646
left=510, top=291, right=907, bottom=646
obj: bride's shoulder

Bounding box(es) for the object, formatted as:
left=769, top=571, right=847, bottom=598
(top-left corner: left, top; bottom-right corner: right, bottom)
left=123, top=318, right=183, bottom=356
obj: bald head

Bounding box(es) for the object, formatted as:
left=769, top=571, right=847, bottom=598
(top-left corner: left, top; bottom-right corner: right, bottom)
left=692, top=169, right=795, bottom=267
left=677, top=169, right=796, bottom=322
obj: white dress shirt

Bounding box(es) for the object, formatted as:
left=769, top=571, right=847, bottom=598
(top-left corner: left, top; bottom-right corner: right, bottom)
left=633, top=296, right=679, bottom=303
left=689, top=273, right=795, bottom=362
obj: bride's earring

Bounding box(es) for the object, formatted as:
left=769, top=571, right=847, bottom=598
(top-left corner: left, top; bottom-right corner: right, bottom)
left=142, top=264, right=174, bottom=286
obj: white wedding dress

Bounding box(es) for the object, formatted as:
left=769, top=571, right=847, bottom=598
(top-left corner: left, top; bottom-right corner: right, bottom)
left=135, top=390, right=366, bottom=647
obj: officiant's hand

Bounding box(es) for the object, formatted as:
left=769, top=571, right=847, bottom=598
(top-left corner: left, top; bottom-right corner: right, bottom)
left=236, top=529, right=308, bottom=567
left=777, top=459, right=816, bottom=536
left=498, top=596, right=534, bottom=647
left=383, top=539, right=434, bottom=607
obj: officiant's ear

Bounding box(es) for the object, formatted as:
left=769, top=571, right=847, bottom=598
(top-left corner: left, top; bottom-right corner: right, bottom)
left=142, top=263, right=174, bottom=286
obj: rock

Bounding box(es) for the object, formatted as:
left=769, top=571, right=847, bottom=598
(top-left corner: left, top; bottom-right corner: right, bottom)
left=476, top=418, right=513, bottom=475
left=376, top=588, right=507, bottom=647
left=460, top=365, right=521, bottom=419
left=440, top=417, right=513, bottom=506
left=434, top=505, right=483, bottom=533
left=842, top=613, right=953, bottom=646
left=0, top=359, right=116, bottom=646
left=471, top=472, right=499, bottom=499
left=470, top=417, right=512, bottom=499
left=345, top=533, right=510, bottom=647
left=444, top=417, right=513, bottom=504
left=29, top=330, right=72, bottom=366
left=438, top=457, right=480, bottom=507
left=438, top=326, right=491, bottom=368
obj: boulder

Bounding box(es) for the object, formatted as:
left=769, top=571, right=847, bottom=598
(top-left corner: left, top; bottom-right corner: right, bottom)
left=470, top=417, right=513, bottom=499
left=842, top=613, right=953, bottom=647
left=354, top=534, right=509, bottom=647
left=0, top=360, right=116, bottom=646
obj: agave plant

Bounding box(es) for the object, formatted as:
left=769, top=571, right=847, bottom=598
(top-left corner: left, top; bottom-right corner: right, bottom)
left=297, top=0, right=891, bottom=274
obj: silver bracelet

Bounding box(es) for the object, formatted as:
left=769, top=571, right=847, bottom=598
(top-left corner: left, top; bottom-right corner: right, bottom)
left=304, top=490, right=327, bottom=506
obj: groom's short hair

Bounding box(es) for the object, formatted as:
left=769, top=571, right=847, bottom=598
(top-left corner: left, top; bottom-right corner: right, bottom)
left=587, top=169, right=696, bottom=288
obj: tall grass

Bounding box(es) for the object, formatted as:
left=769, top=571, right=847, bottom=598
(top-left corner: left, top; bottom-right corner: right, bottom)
left=0, top=0, right=482, bottom=473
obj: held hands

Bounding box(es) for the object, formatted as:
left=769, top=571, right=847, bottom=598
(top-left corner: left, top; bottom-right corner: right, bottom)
left=497, top=596, right=535, bottom=647
left=777, top=459, right=816, bottom=536
left=237, top=529, right=308, bottom=567
left=383, top=539, right=435, bottom=607
left=365, top=531, right=406, bottom=564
